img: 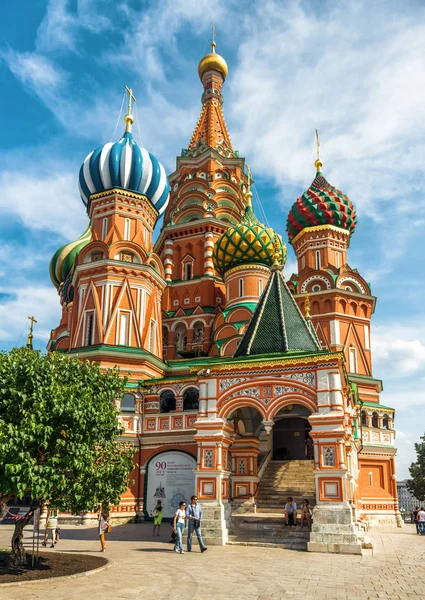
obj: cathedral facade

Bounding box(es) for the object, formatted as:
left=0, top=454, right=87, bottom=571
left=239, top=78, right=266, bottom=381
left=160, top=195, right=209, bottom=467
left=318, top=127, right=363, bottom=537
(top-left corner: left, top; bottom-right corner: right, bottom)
left=48, top=41, right=401, bottom=553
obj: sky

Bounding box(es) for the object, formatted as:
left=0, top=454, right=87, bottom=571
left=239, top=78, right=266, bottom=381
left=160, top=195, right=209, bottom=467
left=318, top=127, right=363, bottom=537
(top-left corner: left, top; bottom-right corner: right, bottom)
left=0, top=0, right=424, bottom=478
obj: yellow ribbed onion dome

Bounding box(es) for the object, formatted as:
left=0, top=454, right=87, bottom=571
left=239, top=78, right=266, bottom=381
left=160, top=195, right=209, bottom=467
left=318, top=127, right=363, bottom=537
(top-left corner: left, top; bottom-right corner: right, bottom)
left=198, top=41, right=228, bottom=81
left=212, top=206, right=286, bottom=277
left=49, top=226, right=92, bottom=289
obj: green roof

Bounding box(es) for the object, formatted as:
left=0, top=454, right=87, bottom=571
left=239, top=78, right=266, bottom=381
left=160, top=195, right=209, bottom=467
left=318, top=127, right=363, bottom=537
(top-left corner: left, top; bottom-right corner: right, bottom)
left=234, top=267, right=321, bottom=357
left=357, top=400, right=394, bottom=411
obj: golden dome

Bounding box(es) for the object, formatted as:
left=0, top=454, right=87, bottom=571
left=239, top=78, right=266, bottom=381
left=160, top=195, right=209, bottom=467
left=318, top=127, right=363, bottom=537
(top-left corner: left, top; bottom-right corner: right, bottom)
left=198, top=41, right=228, bottom=81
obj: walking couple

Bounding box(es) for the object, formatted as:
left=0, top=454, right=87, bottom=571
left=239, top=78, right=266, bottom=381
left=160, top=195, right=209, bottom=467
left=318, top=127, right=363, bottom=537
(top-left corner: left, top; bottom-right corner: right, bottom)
left=173, top=495, right=208, bottom=555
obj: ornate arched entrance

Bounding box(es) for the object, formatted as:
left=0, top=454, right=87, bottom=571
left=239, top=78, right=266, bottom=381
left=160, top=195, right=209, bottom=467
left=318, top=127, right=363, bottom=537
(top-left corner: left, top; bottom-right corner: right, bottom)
left=272, top=404, right=312, bottom=461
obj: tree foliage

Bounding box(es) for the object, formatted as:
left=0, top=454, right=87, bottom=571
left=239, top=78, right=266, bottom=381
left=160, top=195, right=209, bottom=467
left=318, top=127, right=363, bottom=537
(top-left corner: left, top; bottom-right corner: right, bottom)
left=407, top=434, right=425, bottom=503
left=0, top=348, right=136, bottom=565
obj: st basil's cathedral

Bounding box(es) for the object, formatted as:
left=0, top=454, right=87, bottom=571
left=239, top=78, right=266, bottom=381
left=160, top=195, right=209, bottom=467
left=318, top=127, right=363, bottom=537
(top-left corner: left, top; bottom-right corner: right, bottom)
left=48, top=39, right=402, bottom=554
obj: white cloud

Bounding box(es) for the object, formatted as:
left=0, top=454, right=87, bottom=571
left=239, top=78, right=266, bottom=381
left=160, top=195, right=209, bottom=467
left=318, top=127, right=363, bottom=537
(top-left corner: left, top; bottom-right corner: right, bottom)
left=36, top=0, right=112, bottom=53
left=0, top=162, right=87, bottom=238
left=0, top=49, right=66, bottom=94
left=372, top=325, right=425, bottom=379
left=0, top=286, right=61, bottom=346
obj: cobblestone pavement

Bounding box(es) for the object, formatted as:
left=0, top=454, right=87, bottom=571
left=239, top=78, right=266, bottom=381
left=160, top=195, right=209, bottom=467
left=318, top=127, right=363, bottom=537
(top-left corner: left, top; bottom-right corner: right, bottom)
left=0, top=523, right=424, bottom=599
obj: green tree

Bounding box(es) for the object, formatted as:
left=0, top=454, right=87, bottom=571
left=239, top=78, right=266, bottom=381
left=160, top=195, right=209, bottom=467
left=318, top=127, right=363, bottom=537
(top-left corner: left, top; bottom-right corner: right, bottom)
left=407, top=434, right=425, bottom=503
left=0, top=348, right=136, bottom=567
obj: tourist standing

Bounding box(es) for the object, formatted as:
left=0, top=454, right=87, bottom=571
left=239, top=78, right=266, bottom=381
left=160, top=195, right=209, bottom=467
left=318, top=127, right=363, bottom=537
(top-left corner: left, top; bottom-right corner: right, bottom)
left=417, top=507, right=425, bottom=535
left=42, top=507, right=59, bottom=548
left=186, top=495, right=207, bottom=553
left=284, top=497, right=297, bottom=526
left=152, top=500, right=163, bottom=537
left=98, top=509, right=110, bottom=552
left=173, top=501, right=187, bottom=554
left=413, top=506, right=420, bottom=534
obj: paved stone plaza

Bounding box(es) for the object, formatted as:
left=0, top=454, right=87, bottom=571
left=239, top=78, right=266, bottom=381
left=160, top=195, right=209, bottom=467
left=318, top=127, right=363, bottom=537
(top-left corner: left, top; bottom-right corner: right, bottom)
left=1, top=523, right=424, bottom=599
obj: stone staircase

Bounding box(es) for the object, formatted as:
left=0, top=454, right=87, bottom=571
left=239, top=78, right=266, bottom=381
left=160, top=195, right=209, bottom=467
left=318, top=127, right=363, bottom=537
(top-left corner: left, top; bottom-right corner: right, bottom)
left=257, top=460, right=316, bottom=511
left=228, top=460, right=315, bottom=550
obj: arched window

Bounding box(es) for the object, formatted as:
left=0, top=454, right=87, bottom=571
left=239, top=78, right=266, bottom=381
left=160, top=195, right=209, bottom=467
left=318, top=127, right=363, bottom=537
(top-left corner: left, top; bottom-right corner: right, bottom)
left=162, top=326, right=168, bottom=348
left=315, top=250, right=321, bottom=270
left=183, top=388, right=199, bottom=411
left=192, top=322, right=204, bottom=345
left=239, top=278, right=244, bottom=297
left=258, top=279, right=263, bottom=296
left=174, top=323, right=187, bottom=353
left=361, top=411, right=367, bottom=426
left=185, top=263, right=192, bottom=280
left=160, top=390, right=176, bottom=413
left=383, top=414, right=389, bottom=429
left=335, top=251, right=340, bottom=268
left=372, top=412, right=378, bottom=428
left=124, top=218, right=131, bottom=241
left=121, top=393, right=135, bottom=412
left=102, top=217, right=108, bottom=240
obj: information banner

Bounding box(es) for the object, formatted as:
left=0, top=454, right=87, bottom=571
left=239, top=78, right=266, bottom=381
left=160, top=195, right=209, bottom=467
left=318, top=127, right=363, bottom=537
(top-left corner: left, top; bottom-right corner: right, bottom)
left=146, top=451, right=196, bottom=519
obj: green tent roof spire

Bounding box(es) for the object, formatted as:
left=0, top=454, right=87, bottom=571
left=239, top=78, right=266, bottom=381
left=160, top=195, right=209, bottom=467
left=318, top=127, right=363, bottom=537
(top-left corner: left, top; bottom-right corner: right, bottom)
left=234, top=267, right=321, bottom=357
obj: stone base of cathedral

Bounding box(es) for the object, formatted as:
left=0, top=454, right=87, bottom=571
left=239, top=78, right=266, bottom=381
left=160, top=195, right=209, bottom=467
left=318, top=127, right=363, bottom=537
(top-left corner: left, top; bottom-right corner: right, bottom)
left=201, top=502, right=232, bottom=546
left=307, top=504, right=363, bottom=555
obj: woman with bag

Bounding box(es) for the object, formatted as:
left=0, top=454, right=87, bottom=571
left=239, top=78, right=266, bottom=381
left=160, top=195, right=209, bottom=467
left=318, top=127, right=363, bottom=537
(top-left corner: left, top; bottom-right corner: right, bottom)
left=173, top=501, right=187, bottom=554
left=152, top=500, right=163, bottom=537
left=98, top=509, right=111, bottom=552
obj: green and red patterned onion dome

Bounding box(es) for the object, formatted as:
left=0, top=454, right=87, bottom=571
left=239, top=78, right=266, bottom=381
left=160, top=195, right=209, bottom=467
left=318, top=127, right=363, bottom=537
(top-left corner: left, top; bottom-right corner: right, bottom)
left=286, top=167, right=357, bottom=242
left=213, top=204, right=286, bottom=277
left=49, top=226, right=92, bottom=289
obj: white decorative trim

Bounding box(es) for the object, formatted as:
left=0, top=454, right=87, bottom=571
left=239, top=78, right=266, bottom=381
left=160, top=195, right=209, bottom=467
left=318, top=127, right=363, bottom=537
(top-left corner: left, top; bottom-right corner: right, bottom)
left=300, top=275, right=332, bottom=293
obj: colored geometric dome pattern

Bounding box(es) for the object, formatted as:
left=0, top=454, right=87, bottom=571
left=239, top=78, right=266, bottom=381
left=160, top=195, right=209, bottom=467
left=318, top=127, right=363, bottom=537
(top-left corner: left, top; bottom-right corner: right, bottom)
left=49, top=226, right=92, bottom=289
left=213, top=206, right=286, bottom=277
left=286, top=172, right=357, bottom=241
left=78, top=131, right=170, bottom=215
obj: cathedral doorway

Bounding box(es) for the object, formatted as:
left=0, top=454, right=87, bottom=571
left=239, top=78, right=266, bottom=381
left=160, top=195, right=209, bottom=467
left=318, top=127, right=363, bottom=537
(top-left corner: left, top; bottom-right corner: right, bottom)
left=272, top=404, right=312, bottom=461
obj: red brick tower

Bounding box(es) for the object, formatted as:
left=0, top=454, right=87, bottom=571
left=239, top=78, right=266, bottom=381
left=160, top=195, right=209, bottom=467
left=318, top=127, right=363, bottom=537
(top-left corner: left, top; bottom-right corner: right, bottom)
left=155, top=40, right=249, bottom=359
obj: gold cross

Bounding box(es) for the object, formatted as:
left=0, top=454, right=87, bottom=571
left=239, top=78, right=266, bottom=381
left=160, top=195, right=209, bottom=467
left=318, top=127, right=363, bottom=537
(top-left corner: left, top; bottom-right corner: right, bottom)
left=28, top=315, right=37, bottom=335
left=125, top=86, right=136, bottom=116
left=246, top=163, right=252, bottom=188
left=211, top=23, right=216, bottom=51
left=315, top=129, right=321, bottom=163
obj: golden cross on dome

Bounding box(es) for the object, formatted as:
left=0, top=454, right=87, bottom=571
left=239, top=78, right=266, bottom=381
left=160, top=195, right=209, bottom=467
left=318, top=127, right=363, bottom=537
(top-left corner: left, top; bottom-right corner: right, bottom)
left=125, top=86, right=136, bottom=115
left=315, top=129, right=321, bottom=162
left=27, top=315, right=37, bottom=349
left=315, top=129, right=323, bottom=172
left=246, top=163, right=252, bottom=187
left=211, top=23, right=216, bottom=51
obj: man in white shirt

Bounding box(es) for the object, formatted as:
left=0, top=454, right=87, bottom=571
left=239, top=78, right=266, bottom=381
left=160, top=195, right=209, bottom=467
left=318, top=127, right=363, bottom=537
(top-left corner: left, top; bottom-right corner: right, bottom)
left=284, top=497, right=297, bottom=526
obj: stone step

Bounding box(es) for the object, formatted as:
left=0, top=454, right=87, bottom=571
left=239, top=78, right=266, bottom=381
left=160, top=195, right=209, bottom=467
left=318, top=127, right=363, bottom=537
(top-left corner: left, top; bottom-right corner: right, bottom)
left=227, top=538, right=308, bottom=550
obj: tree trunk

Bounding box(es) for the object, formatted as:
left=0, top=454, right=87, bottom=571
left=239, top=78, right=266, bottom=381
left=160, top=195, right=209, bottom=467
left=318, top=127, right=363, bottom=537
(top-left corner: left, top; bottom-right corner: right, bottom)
left=10, top=509, right=34, bottom=568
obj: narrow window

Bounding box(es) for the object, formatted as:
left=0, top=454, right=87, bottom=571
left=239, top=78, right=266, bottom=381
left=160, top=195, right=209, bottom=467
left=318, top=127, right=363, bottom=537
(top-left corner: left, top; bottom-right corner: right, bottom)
left=239, top=278, right=244, bottom=297
left=301, top=256, right=306, bottom=269
left=349, top=348, right=357, bottom=373
left=185, top=263, right=192, bottom=281
left=124, top=218, right=131, bottom=241
left=102, top=217, right=108, bottom=241
left=149, top=320, right=156, bottom=353
left=315, top=250, right=321, bottom=270
left=335, top=251, right=340, bottom=268
left=369, top=472, right=373, bottom=486
left=85, top=313, right=94, bottom=346
left=258, top=278, right=263, bottom=296
left=119, top=312, right=129, bottom=345
left=144, top=228, right=148, bottom=246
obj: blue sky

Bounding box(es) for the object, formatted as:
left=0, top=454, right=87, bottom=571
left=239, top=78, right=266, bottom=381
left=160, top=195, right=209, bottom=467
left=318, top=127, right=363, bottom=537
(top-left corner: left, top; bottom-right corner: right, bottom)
left=0, top=0, right=424, bottom=478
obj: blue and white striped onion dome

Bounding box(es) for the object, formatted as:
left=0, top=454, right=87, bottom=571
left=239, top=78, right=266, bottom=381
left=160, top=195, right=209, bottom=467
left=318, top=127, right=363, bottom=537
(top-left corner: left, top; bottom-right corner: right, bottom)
left=78, top=130, right=170, bottom=215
